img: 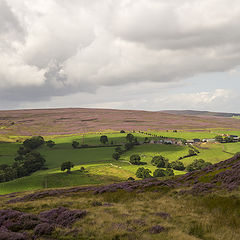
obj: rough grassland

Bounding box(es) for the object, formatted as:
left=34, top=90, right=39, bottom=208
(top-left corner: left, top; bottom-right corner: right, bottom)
left=1, top=184, right=240, bottom=239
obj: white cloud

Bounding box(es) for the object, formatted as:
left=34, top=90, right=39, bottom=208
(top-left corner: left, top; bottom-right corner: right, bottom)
left=0, top=0, right=240, bottom=110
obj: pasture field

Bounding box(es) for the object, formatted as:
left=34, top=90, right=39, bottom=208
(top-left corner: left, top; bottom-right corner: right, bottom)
left=0, top=131, right=239, bottom=194
left=150, top=129, right=240, bottom=140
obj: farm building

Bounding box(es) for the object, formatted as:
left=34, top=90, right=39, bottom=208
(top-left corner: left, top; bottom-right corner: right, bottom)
left=230, top=135, right=240, bottom=142
left=202, top=139, right=216, bottom=143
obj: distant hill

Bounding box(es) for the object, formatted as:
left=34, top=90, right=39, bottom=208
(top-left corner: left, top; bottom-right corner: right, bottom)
left=1, top=108, right=240, bottom=136
left=162, top=110, right=240, bottom=118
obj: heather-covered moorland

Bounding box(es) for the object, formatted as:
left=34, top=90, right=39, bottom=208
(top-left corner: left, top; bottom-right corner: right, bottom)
left=1, top=108, right=240, bottom=137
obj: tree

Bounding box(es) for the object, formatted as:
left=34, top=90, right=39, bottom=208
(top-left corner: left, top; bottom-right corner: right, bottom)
left=115, top=146, right=123, bottom=154
left=135, top=167, right=152, bottom=179
left=130, top=154, right=141, bottom=165
left=12, top=162, right=27, bottom=178
left=144, top=137, right=150, bottom=143
left=125, top=142, right=134, bottom=151
left=23, top=152, right=46, bottom=174
left=120, top=130, right=125, bottom=133
left=128, top=177, right=135, bottom=181
left=215, top=135, right=224, bottom=143
left=188, top=149, right=196, bottom=156
left=23, top=136, right=45, bottom=150
left=3, top=167, right=17, bottom=181
left=61, top=161, right=74, bottom=173
left=0, top=164, right=9, bottom=171
left=100, top=135, right=108, bottom=144
left=170, top=161, right=185, bottom=171
left=186, top=159, right=212, bottom=172
left=165, top=168, right=174, bottom=176
left=72, top=140, right=79, bottom=149
left=126, top=133, right=134, bottom=143
left=153, top=169, right=166, bottom=177
left=46, top=140, right=55, bottom=148
left=112, top=152, right=120, bottom=160
left=151, top=156, right=169, bottom=168
left=17, top=146, right=30, bottom=156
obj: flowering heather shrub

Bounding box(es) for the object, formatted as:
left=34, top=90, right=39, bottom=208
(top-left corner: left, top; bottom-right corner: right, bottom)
left=39, top=207, right=87, bottom=227
left=0, top=207, right=87, bottom=239
left=0, top=226, right=28, bottom=240
left=0, top=209, right=40, bottom=231
left=34, top=223, right=55, bottom=236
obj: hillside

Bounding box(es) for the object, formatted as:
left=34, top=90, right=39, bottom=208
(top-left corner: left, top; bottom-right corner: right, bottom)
left=1, top=153, right=240, bottom=240
left=162, top=110, right=240, bottom=118
left=1, top=108, right=240, bottom=136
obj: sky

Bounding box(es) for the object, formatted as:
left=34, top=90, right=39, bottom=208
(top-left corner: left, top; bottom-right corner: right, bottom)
left=1, top=0, right=240, bottom=112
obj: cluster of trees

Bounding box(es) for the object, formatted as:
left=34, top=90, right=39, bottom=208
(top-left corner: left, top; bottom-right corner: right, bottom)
left=0, top=136, right=47, bottom=183
left=151, top=155, right=185, bottom=171
left=129, top=154, right=147, bottom=165
left=186, top=159, right=212, bottom=172
left=135, top=167, right=174, bottom=179
left=60, top=162, right=86, bottom=174
left=61, top=161, right=74, bottom=173
left=112, top=134, right=139, bottom=160
left=215, top=135, right=236, bottom=143
left=151, top=155, right=170, bottom=168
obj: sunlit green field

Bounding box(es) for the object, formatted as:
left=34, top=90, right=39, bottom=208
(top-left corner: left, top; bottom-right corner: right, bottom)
left=0, top=131, right=239, bottom=194
left=150, top=129, right=240, bottom=140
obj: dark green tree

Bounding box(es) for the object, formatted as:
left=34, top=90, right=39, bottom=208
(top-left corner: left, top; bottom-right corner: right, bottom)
left=130, top=154, right=141, bottom=165
left=72, top=140, right=79, bottom=149
left=151, top=156, right=169, bottom=168
left=17, top=146, right=30, bottom=156
left=100, top=135, right=108, bottom=144
left=125, top=142, right=134, bottom=151
left=23, top=136, right=45, bottom=150
left=46, top=140, right=55, bottom=148
left=135, top=167, right=152, bottom=179
left=112, top=152, right=120, bottom=160
left=165, top=168, right=174, bottom=176
left=186, top=159, right=212, bottom=172
left=23, top=152, right=46, bottom=174
left=188, top=149, right=196, bottom=156
left=115, top=146, right=123, bottom=154
left=170, top=161, right=185, bottom=171
left=153, top=169, right=166, bottom=177
left=61, top=161, right=74, bottom=173
left=126, top=133, right=134, bottom=143
left=215, top=135, right=224, bottom=143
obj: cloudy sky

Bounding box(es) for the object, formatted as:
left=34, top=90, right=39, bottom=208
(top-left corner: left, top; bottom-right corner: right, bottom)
left=1, top=0, right=240, bottom=112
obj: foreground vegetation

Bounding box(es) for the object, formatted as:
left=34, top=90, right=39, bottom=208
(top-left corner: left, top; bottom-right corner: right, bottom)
left=1, top=150, right=240, bottom=239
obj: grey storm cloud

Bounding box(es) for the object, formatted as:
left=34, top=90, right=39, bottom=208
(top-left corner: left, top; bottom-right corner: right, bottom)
left=1, top=0, right=240, bottom=102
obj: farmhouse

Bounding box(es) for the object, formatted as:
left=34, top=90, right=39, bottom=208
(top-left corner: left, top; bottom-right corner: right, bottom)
left=230, top=135, right=240, bottom=142
left=202, top=139, right=216, bottom=143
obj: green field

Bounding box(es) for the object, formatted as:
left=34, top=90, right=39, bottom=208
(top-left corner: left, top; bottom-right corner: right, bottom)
left=0, top=131, right=239, bottom=194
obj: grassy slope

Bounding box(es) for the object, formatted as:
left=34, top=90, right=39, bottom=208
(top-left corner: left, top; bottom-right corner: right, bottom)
left=0, top=132, right=239, bottom=194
